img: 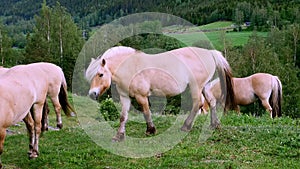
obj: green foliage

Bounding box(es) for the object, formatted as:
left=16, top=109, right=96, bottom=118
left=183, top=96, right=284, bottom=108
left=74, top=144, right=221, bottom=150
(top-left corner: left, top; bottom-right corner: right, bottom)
left=99, top=97, right=119, bottom=121
left=24, top=1, right=84, bottom=88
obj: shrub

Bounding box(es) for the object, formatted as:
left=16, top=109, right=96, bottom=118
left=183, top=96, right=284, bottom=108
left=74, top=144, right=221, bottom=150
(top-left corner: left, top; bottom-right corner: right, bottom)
left=99, top=98, right=119, bottom=121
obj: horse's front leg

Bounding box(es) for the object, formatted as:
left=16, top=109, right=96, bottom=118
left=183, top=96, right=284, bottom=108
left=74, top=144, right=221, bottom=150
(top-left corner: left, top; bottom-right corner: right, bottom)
left=23, top=113, right=35, bottom=156
left=0, top=128, right=7, bottom=169
left=135, top=95, right=156, bottom=135
left=112, top=95, right=131, bottom=142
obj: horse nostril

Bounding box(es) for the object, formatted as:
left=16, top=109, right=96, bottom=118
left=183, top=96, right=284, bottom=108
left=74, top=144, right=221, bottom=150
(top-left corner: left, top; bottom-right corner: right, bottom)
left=89, top=91, right=98, bottom=100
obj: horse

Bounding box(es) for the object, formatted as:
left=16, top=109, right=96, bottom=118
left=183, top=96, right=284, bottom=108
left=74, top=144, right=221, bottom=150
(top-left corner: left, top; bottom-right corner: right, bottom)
left=0, top=62, right=75, bottom=167
left=202, top=73, right=282, bottom=118
left=86, top=46, right=234, bottom=142
left=0, top=64, right=75, bottom=131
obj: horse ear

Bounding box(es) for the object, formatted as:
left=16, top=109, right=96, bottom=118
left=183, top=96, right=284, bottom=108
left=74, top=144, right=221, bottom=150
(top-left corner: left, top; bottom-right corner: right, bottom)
left=101, top=59, right=106, bottom=66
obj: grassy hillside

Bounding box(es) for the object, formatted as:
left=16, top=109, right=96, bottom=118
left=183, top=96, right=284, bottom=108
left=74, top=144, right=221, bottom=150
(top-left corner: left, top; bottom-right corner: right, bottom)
left=2, top=95, right=299, bottom=169
left=164, top=21, right=268, bottom=50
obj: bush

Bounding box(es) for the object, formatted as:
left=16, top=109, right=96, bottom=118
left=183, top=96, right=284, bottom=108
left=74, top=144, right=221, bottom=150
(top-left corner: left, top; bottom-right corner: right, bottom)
left=99, top=98, right=119, bottom=121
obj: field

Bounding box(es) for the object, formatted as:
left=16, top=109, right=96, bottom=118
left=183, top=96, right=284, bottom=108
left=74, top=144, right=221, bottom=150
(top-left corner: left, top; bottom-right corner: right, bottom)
left=2, top=95, right=300, bottom=169
left=163, top=21, right=267, bottom=50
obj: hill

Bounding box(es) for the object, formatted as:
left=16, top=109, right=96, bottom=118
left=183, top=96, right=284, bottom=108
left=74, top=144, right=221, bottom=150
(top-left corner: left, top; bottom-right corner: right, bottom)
left=1, top=0, right=300, bottom=31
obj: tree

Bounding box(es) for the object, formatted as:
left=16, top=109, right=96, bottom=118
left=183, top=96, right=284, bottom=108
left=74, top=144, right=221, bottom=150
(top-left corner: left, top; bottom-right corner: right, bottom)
left=288, top=24, right=300, bottom=67
left=0, top=23, right=14, bottom=66
left=25, top=1, right=84, bottom=87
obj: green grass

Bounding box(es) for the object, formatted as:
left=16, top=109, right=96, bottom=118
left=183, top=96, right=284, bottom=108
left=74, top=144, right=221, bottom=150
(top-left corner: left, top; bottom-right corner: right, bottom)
left=2, top=95, right=299, bottom=169
left=166, top=31, right=268, bottom=50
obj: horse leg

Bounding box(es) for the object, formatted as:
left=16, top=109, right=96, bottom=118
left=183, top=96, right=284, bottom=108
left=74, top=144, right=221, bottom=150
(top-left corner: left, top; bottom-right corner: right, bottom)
left=260, top=98, right=273, bottom=118
left=0, top=128, right=6, bottom=169
left=112, top=95, right=131, bottom=142
left=202, top=87, right=220, bottom=129
left=181, top=96, right=201, bottom=132
left=30, top=103, right=43, bottom=159
left=136, top=95, right=156, bottom=135
left=41, top=101, right=50, bottom=132
left=23, top=113, right=35, bottom=156
left=49, top=96, right=63, bottom=129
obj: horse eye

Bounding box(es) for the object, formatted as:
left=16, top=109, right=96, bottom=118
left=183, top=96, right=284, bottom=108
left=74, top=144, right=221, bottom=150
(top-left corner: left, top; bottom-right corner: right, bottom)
left=99, top=73, right=103, bottom=77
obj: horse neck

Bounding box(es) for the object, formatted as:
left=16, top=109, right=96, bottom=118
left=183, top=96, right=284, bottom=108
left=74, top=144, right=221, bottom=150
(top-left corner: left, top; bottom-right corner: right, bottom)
left=106, top=54, right=131, bottom=78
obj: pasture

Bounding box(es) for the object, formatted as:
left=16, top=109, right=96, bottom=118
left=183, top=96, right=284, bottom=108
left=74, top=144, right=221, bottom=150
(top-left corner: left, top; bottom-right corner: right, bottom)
left=163, top=21, right=268, bottom=50
left=2, top=95, right=299, bottom=169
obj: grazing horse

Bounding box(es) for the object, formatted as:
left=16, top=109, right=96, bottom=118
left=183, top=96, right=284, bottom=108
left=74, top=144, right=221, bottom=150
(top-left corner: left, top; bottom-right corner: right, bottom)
left=0, top=62, right=74, bottom=168
left=203, top=73, right=282, bottom=118
left=0, top=64, right=75, bottom=130
left=86, top=46, right=234, bottom=142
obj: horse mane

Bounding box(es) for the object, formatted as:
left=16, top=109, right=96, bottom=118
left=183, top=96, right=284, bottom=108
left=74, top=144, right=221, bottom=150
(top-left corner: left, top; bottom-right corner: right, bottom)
left=85, top=46, right=137, bottom=82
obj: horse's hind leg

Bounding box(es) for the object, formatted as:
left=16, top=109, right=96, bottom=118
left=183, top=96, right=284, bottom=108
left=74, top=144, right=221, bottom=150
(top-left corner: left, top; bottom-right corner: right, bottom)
left=135, top=95, right=156, bottom=135
left=49, top=96, right=63, bottom=129
left=260, top=98, right=272, bottom=118
left=30, top=103, right=44, bottom=159
left=0, top=128, right=7, bottom=168
left=23, top=113, right=35, bottom=156
left=181, top=94, right=201, bottom=132
left=41, top=101, right=50, bottom=131
left=202, top=87, right=220, bottom=129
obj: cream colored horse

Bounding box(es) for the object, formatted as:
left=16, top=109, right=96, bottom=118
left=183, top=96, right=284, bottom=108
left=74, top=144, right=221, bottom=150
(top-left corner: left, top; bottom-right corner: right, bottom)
left=0, top=62, right=74, bottom=167
left=86, top=46, right=234, bottom=142
left=0, top=64, right=75, bottom=130
left=203, top=73, right=282, bottom=118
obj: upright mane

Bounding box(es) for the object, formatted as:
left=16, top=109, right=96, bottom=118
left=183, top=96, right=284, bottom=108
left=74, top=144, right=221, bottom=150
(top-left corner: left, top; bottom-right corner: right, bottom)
left=85, top=46, right=137, bottom=82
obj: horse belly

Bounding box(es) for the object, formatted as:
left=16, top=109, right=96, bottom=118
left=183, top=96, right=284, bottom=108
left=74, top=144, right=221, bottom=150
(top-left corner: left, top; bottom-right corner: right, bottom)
left=235, top=92, right=256, bottom=105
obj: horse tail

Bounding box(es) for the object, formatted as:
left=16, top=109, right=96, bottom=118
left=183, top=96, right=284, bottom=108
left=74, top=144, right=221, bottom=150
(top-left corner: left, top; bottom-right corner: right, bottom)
left=270, top=76, right=282, bottom=117
left=211, top=50, right=236, bottom=111
left=59, top=73, right=76, bottom=117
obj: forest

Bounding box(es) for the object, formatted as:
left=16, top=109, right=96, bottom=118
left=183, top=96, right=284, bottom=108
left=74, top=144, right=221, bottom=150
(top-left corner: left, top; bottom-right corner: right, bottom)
left=0, top=0, right=299, bottom=117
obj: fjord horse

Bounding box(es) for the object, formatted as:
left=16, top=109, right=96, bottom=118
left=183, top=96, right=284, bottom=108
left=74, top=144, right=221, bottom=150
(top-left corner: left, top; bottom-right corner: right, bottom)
left=0, top=62, right=74, bottom=168
left=86, top=46, right=234, bottom=142
left=203, top=73, right=282, bottom=118
left=0, top=64, right=75, bottom=130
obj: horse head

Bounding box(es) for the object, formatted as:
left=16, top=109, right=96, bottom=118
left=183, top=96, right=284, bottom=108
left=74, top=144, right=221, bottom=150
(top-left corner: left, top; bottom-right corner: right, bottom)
left=88, top=59, right=112, bottom=100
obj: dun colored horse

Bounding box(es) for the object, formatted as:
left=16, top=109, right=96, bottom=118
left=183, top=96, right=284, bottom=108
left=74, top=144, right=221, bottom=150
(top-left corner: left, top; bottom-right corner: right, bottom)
left=0, top=62, right=75, bottom=168
left=0, top=64, right=75, bottom=130
left=86, top=46, right=234, bottom=142
left=202, top=73, right=282, bottom=118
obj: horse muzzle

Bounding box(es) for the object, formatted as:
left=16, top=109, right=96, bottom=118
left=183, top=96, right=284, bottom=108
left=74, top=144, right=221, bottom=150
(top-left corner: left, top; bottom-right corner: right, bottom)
left=88, top=88, right=100, bottom=100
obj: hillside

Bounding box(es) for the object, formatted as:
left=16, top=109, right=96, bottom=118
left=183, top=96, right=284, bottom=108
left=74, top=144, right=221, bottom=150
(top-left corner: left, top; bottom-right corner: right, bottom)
left=1, top=0, right=300, bottom=31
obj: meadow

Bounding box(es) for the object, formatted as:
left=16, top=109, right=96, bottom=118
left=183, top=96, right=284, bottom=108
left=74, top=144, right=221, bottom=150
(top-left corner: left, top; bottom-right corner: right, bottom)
left=2, top=95, right=300, bottom=169
left=2, top=22, right=299, bottom=169
left=164, top=21, right=268, bottom=50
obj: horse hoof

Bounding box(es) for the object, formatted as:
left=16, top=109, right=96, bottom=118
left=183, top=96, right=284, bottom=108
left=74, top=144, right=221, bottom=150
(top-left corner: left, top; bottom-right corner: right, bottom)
left=57, top=123, right=63, bottom=129
left=29, top=152, right=39, bottom=159
left=210, top=123, right=221, bottom=130
left=180, top=125, right=191, bottom=132
left=112, top=133, right=125, bottom=142
left=145, top=126, right=156, bottom=136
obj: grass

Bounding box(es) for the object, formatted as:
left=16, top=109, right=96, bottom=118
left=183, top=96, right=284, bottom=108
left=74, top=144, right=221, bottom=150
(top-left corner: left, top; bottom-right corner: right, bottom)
left=163, top=20, right=268, bottom=50
left=166, top=31, right=268, bottom=50
left=2, top=95, right=299, bottom=169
